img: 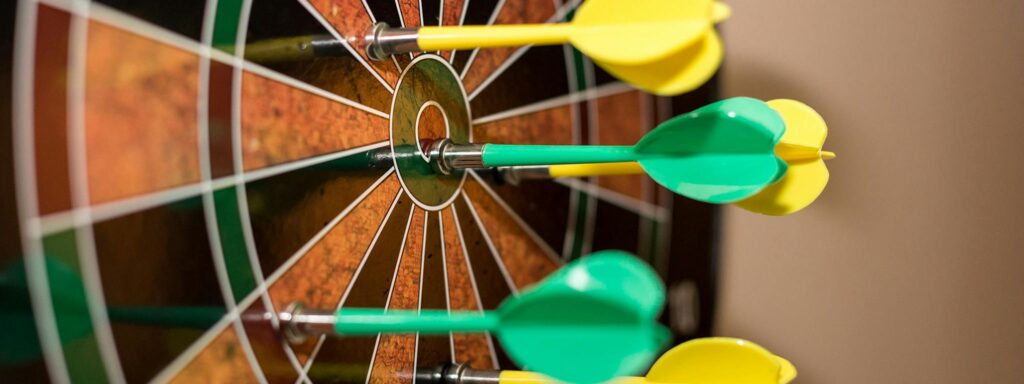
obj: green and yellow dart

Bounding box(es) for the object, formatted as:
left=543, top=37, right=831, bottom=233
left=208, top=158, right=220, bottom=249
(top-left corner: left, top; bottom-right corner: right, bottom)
left=432, top=97, right=787, bottom=204
left=499, top=99, right=836, bottom=215
left=427, top=337, right=796, bottom=384
left=281, top=251, right=668, bottom=384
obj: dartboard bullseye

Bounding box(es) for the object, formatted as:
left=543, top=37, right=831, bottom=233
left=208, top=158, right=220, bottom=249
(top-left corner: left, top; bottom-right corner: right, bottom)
left=390, top=55, right=470, bottom=210
left=2, top=0, right=735, bottom=383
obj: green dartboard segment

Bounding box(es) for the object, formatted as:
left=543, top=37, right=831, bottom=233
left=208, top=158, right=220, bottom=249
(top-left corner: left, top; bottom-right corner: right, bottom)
left=331, top=250, right=669, bottom=384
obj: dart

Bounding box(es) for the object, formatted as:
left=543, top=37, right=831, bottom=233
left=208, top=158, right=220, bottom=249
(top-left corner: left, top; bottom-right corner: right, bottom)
left=235, top=34, right=349, bottom=63
left=422, top=337, right=796, bottom=384
left=0, top=258, right=227, bottom=364
left=432, top=97, right=786, bottom=204
left=499, top=99, right=836, bottom=215
left=281, top=250, right=669, bottom=384
left=364, top=0, right=731, bottom=95
left=736, top=99, right=835, bottom=215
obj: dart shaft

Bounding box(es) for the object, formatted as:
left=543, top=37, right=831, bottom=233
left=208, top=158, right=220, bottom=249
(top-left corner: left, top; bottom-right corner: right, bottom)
left=366, top=23, right=573, bottom=59
left=333, top=308, right=500, bottom=334
left=418, top=24, right=573, bottom=50
left=502, top=372, right=646, bottom=384
left=445, top=368, right=644, bottom=384
left=483, top=144, right=638, bottom=167
left=548, top=162, right=644, bottom=177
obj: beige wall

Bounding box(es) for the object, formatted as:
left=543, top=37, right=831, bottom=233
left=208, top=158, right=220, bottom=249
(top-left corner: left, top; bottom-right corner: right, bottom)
left=716, top=1, right=1024, bottom=383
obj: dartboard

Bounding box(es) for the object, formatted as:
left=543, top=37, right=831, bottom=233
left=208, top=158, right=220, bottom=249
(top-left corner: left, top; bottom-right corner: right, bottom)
left=1, top=0, right=719, bottom=382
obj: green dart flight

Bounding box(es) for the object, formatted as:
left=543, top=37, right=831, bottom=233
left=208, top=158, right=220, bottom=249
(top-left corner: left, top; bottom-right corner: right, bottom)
left=432, top=97, right=787, bottom=204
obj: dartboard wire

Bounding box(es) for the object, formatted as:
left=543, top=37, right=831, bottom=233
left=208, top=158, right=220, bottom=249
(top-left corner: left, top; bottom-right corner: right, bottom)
left=34, top=141, right=389, bottom=237
left=12, top=1, right=73, bottom=382
left=561, top=187, right=580, bottom=260
left=458, top=192, right=519, bottom=295
left=360, top=203, right=417, bottom=384
left=465, top=43, right=532, bottom=100
left=297, top=0, right=396, bottom=94
left=392, top=0, right=415, bottom=60
left=259, top=167, right=396, bottom=291
left=653, top=96, right=676, bottom=274
left=299, top=187, right=407, bottom=375
left=553, top=178, right=670, bottom=221
left=458, top=0, right=505, bottom=79
left=579, top=192, right=597, bottom=257
left=432, top=0, right=441, bottom=54
left=438, top=208, right=454, bottom=362
left=653, top=186, right=673, bottom=275
left=62, top=0, right=129, bottom=381
left=36, top=0, right=392, bottom=119
left=448, top=0, right=471, bottom=59
left=358, top=0, right=405, bottom=73
left=241, top=57, right=389, bottom=118
left=448, top=205, right=501, bottom=369
left=466, top=171, right=562, bottom=264
left=412, top=211, right=431, bottom=380
left=472, top=81, right=632, bottom=125
left=182, top=0, right=268, bottom=380
left=244, top=142, right=391, bottom=182
left=578, top=53, right=600, bottom=256
left=232, top=0, right=308, bottom=378
left=150, top=311, right=241, bottom=384
left=167, top=168, right=394, bottom=379
left=464, top=0, right=578, bottom=101
left=635, top=93, right=657, bottom=263
left=559, top=42, right=582, bottom=260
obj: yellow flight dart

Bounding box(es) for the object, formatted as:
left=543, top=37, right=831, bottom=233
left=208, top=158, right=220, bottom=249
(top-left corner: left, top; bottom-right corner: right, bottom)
left=364, top=0, right=731, bottom=95
left=736, top=99, right=834, bottom=216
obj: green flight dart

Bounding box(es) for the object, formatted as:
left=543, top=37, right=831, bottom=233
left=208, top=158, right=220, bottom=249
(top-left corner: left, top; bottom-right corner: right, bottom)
left=1, top=258, right=226, bottom=365
left=431, top=97, right=787, bottom=204
left=281, top=250, right=669, bottom=384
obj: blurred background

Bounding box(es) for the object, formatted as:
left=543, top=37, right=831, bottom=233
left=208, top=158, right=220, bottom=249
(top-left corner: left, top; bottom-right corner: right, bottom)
left=716, top=0, right=1024, bottom=382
